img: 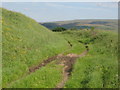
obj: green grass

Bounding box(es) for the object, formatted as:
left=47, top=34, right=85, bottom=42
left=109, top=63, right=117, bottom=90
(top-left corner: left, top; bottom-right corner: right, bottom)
left=64, top=30, right=118, bottom=88
left=7, top=60, right=63, bottom=88
left=58, top=30, right=87, bottom=54
left=2, top=8, right=69, bottom=87
left=2, top=8, right=118, bottom=88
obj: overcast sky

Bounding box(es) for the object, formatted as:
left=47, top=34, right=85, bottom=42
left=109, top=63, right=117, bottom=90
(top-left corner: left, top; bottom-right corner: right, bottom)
left=2, top=2, right=118, bottom=22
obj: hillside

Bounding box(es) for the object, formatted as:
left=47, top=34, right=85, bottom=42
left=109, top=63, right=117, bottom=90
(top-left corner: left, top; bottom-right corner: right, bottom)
left=61, top=30, right=118, bottom=88
left=2, top=8, right=118, bottom=88
left=41, top=19, right=118, bottom=31
left=2, top=8, right=69, bottom=87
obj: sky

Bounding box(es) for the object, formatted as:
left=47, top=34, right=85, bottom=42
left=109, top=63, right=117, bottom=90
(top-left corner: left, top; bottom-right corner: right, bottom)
left=2, top=2, right=118, bottom=22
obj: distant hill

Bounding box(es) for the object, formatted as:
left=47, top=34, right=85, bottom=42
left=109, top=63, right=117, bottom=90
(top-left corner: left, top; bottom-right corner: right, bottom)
left=41, top=19, right=118, bottom=31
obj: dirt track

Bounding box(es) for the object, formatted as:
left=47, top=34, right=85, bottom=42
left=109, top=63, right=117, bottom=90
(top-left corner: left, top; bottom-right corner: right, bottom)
left=29, top=55, right=58, bottom=73
left=55, top=50, right=88, bottom=88
left=28, top=49, right=88, bottom=89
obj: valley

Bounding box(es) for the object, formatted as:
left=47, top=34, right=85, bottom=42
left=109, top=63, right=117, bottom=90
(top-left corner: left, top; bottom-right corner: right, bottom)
left=2, top=8, right=118, bottom=88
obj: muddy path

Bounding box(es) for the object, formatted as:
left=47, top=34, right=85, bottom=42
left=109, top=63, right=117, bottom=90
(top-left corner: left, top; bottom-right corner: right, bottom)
left=29, top=46, right=88, bottom=89
left=54, top=40, right=89, bottom=89
left=29, top=55, right=58, bottom=73
left=29, top=47, right=88, bottom=74
left=55, top=50, right=88, bottom=89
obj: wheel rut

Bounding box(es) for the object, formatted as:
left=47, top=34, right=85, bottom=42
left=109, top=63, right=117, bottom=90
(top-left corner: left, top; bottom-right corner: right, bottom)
left=29, top=55, right=58, bottom=73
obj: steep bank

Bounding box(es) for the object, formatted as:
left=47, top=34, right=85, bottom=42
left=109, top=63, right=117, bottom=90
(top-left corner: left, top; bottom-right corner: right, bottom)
left=2, top=8, right=69, bottom=87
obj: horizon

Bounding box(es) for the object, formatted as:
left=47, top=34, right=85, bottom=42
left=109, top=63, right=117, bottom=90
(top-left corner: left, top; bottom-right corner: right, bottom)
left=2, top=2, right=118, bottom=22
left=40, top=18, right=118, bottom=23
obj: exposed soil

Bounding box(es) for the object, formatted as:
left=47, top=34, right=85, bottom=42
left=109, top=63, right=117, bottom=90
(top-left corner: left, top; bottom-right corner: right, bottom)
left=29, top=55, right=58, bottom=73
left=67, top=41, right=73, bottom=47
left=29, top=50, right=88, bottom=74
left=29, top=40, right=73, bottom=73
left=55, top=50, right=88, bottom=89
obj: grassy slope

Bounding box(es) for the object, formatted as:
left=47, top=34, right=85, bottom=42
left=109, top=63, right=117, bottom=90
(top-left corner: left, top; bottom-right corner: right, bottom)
left=2, top=8, right=69, bottom=87
left=2, top=8, right=118, bottom=88
left=63, top=30, right=118, bottom=88
left=8, top=60, right=63, bottom=88
left=58, top=31, right=86, bottom=54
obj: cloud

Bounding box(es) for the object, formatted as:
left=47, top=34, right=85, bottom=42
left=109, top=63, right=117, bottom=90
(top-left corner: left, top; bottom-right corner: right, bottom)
left=96, top=2, right=118, bottom=8
left=44, top=2, right=115, bottom=12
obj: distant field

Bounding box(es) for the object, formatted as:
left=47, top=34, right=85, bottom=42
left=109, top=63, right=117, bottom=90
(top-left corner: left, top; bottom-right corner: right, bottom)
left=41, top=19, right=118, bottom=31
